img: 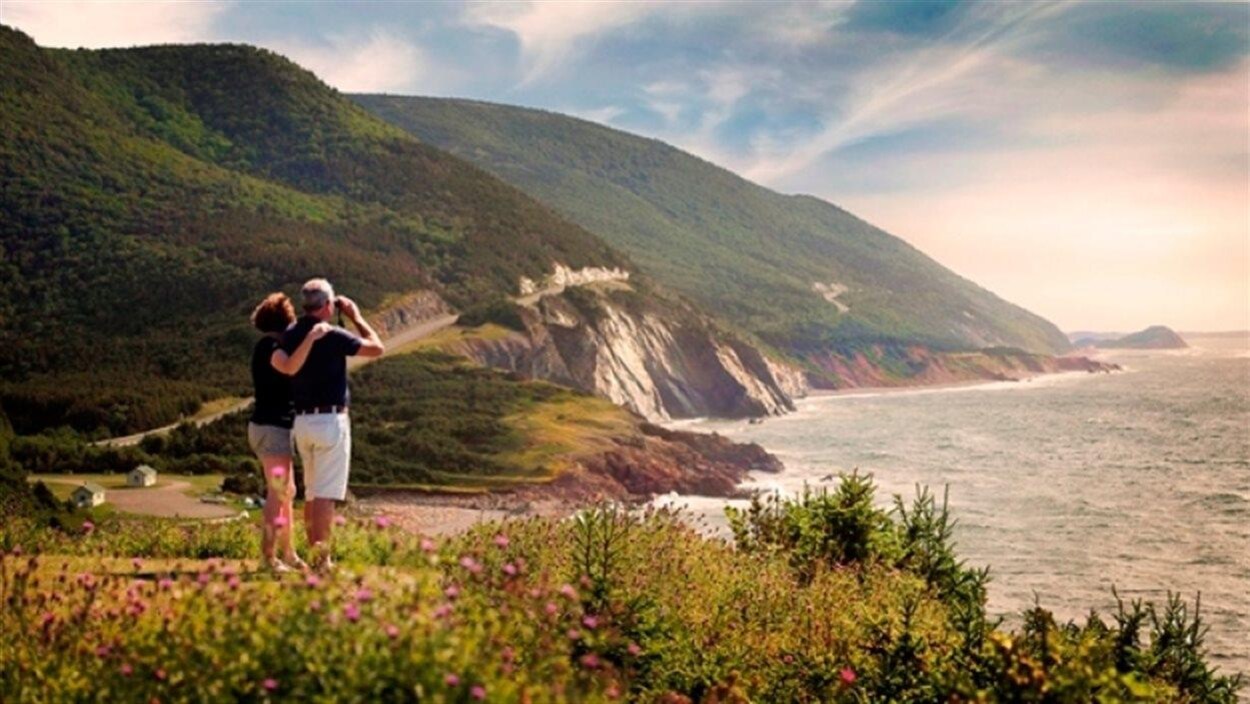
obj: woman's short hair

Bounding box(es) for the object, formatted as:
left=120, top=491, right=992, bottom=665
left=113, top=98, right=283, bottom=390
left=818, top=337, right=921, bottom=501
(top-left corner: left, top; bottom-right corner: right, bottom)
left=251, top=293, right=296, bottom=334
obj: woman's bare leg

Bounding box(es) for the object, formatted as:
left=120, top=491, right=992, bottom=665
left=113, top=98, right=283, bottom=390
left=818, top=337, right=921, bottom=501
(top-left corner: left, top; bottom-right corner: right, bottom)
left=260, top=455, right=293, bottom=566
left=278, top=471, right=305, bottom=566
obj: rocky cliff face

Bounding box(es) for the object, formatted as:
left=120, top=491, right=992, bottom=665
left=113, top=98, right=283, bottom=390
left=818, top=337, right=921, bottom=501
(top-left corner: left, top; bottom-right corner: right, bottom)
left=372, top=291, right=455, bottom=339
left=451, top=284, right=806, bottom=421
left=801, top=344, right=1119, bottom=389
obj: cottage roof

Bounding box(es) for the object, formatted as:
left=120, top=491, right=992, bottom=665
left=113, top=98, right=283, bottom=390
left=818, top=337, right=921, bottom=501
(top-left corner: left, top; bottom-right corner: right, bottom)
left=77, top=482, right=106, bottom=494
left=132, top=466, right=157, bottom=477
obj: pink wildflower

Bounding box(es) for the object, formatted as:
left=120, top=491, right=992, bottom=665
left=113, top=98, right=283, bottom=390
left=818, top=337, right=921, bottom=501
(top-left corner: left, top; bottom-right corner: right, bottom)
left=582, top=614, right=599, bottom=630
left=305, top=574, right=321, bottom=588
left=444, top=673, right=460, bottom=687
left=385, top=623, right=400, bottom=639
left=81, top=520, right=94, bottom=535
left=492, top=533, right=510, bottom=548
left=263, top=678, right=278, bottom=691
left=343, top=603, right=361, bottom=622
left=158, top=577, right=174, bottom=590
left=334, top=514, right=347, bottom=526
left=309, top=600, right=322, bottom=612
left=374, top=515, right=391, bottom=529
left=227, top=575, right=241, bottom=590
left=420, top=538, right=437, bottom=553
left=566, top=628, right=581, bottom=641
left=579, top=653, right=600, bottom=669
left=120, top=663, right=133, bottom=676
left=840, top=667, right=857, bottom=685
left=471, top=684, right=487, bottom=700
left=272, top=515, right=289, bottom=528
left=433, top=603, right=453, bottom=619
left=544, top=601, right=558, bottom=616
left=131, top=558, right=143, bottom=571
left=154, top=668, right=167, bottom=682
left=354, top=587, right=373, bottom=603
left=95, top=645, right=111, bottom=658
left=627, top=642, right=642, bottom=656
left=444, top=584, right=460, bottom=599
left=558, top=583, right=578, bottom=600
left=458, top=556, right=482, bottom=575
left=502, top=563, right=518, bottom=576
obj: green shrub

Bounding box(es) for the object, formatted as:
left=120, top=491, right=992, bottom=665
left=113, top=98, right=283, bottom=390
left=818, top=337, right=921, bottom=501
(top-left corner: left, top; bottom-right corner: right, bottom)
left=0, top=477, right=1240, bottom=702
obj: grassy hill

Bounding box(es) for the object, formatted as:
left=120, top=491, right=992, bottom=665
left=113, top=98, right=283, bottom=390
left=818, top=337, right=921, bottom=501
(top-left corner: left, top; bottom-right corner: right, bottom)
left=355, top=96, right=1072, bottom=363
left=0, top=27, right=626, bottom=436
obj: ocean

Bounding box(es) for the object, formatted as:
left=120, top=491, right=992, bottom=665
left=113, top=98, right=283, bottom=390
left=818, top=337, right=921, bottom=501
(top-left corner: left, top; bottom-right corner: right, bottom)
left=659, top=334, right=1250, bottom=676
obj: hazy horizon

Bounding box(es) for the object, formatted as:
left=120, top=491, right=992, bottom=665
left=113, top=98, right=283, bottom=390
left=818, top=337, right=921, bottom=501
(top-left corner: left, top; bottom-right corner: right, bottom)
left=3, top=0, right=1246, bottom=332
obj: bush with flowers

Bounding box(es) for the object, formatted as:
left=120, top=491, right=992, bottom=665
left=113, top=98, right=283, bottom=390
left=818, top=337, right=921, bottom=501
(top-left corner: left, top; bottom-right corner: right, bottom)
left=1, top=473, right=1241, bottom=702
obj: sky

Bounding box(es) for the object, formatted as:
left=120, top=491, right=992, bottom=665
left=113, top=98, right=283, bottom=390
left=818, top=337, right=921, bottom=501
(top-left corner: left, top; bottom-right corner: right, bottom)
left=2, top=0, right=1247, bottom=332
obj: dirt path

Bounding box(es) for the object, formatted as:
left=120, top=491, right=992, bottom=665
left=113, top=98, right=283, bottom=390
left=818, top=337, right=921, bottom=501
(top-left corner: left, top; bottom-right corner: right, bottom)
left=94, top=313, right=460, bottom=448
left=40, top=478, right=238, bottom=519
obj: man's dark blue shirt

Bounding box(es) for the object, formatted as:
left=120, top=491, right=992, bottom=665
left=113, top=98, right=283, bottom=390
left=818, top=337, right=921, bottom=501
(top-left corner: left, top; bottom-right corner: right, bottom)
left=281, top=316, right=363, bottom=409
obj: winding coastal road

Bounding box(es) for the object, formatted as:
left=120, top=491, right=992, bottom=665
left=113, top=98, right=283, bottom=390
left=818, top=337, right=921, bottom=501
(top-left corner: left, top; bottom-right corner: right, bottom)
left=94, top=313, right=460, bottom=448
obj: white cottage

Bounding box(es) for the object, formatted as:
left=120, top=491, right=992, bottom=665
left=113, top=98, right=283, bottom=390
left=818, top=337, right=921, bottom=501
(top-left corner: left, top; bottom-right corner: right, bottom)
left=127, top=465, right=157, bottom=487
left=71, top=483, right=106, bottom=508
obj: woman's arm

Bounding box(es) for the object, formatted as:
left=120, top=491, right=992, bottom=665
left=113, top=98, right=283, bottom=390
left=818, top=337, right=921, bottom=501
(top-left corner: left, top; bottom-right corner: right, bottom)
left=270, top=323, right=331, bottom=376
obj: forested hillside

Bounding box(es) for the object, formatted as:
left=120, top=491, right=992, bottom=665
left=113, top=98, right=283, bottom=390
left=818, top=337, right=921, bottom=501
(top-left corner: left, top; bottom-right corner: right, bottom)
left=0, top=27, right=625, bottom=436
left=355, top=96, right=1072, bottom=363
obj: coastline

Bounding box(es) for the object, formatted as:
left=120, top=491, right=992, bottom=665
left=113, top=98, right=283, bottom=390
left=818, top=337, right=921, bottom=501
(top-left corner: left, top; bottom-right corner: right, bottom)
left=355, top=365, right=1123, bottom=535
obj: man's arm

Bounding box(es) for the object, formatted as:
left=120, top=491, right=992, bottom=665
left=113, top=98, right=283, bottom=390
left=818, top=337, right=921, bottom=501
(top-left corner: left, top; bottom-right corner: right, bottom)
left=271, top=323, right=332, bottom=375
left=336, top=296, right=385, bottom=358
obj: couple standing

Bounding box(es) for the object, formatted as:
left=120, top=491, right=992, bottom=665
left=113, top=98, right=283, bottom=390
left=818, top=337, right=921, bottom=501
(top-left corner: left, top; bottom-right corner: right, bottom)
left=246, top=278, right=385, bottom=572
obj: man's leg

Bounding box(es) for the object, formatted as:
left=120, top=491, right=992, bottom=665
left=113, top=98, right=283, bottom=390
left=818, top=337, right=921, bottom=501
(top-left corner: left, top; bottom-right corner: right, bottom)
left=308, top=498, right=335, bottom=546
left=307, top=413, right=350, bottom=570
left=293, top=416, right=318, bottom=547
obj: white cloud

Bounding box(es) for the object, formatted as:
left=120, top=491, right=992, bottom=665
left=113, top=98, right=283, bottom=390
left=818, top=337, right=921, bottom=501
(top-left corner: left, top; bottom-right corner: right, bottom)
left=464, top=1, right=665, bottom=84
left=0, top=0, right=231, bottom=48
left=740, top=2, right=1073, bottom=185
left=266, top=30, right=426, bottom=94
left=570, top=105, right=626, bottom=125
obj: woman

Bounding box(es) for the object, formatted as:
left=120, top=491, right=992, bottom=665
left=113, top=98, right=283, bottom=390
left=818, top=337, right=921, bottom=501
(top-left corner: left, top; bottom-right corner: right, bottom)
left=248, top=293, right=329, bottom=572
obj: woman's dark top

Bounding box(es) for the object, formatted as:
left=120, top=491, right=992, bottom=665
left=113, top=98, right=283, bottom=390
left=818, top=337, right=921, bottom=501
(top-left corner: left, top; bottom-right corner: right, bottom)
left=250, top=336, right=294, bottom=429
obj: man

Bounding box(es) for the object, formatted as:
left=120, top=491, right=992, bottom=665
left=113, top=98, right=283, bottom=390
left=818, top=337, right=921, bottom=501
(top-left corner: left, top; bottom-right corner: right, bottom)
left=281, top=278, right=384, bottom=571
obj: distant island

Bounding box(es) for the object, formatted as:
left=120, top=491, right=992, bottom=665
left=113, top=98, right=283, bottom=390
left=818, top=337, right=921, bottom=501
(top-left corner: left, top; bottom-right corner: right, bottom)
left=1072, top=325, right=1188, bottom=350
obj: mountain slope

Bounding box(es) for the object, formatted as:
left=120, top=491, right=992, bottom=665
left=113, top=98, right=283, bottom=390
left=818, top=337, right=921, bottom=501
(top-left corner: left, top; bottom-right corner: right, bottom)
left=1, top=27, right=792, bottom=434
left=354, top=96, right=1072, bottom=366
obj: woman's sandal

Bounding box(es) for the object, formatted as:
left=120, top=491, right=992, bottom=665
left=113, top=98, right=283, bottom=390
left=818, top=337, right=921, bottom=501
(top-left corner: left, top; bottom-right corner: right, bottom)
left=261, top=557, right=296, bottom=574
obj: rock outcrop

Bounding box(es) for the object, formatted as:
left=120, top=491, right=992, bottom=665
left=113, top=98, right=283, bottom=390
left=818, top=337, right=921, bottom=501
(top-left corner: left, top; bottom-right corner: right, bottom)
left=573, top=423, right=781, bottom=499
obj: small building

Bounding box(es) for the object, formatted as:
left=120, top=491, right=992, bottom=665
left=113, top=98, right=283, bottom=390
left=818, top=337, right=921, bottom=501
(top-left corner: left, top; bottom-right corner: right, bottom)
left=71, top=483, right=106, bottom=509
left=127, top=465, right=157, bottom=488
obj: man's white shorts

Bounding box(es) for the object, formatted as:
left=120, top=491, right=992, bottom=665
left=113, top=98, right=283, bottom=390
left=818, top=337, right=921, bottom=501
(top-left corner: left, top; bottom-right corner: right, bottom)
left=293, top=412, right=351, bottom=501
